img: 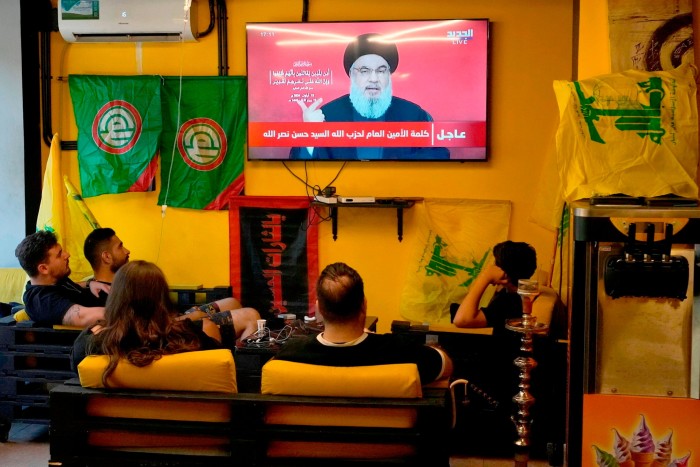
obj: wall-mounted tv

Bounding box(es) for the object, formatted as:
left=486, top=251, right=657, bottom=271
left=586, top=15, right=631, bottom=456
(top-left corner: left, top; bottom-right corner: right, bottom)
left=246, top=19, right=489, bottom=161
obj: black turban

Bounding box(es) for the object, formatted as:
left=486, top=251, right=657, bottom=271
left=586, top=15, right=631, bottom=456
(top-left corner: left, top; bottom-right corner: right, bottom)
left=343, top=33, right=399, bottom=76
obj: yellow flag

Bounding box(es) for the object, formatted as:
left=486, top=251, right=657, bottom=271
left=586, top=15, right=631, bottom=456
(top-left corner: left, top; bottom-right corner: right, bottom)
left=36, top=134, right=65, bottom=238
left=63, top=177, right=101, bottom=281
left=36, top=134, right=100, bottom=281
left=553, top=63, right=698, bottom=201
left=399, top=199, right=511, bottom=324
left=530, top=135, right=564, bottom=232
left=64, top=177, right=100, bottom=230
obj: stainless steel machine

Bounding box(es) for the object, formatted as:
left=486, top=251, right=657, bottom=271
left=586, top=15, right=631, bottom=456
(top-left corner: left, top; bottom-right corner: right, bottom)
left=568, top=198, right=700, bottom=464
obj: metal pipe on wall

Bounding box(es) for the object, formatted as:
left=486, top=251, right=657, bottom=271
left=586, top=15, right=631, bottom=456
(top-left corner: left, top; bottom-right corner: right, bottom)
left=217, top=0, right=228, bottom=76
left=694, top=0, right=700, bottom=191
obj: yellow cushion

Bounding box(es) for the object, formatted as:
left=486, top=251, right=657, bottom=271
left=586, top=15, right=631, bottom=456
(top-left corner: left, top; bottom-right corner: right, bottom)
left=12, top=308, right=82, bottom=330
left=261, top=360, right=422, bottom=398
left=78, top=349, right=237, bottom=393
left=0, top=267, right=28, bottom=304
left=13, top=309, right=30, bottom=322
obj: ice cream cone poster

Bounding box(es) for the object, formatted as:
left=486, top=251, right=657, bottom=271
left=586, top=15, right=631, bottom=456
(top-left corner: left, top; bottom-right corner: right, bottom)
left=583, top=394, right=697, bottom=466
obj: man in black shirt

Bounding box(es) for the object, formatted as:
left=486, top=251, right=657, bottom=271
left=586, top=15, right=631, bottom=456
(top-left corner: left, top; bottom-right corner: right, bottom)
left=83, top=227, right=260, bottom=340
left=276, top=262, right=452, bottom=384
left=15, top=231, right=107, bottom=327
left=83, top=227, right=130, bottom=287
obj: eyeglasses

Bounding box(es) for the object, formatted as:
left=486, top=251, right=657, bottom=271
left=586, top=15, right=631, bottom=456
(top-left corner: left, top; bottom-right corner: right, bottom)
left=352, top=66, right=390, bottom=78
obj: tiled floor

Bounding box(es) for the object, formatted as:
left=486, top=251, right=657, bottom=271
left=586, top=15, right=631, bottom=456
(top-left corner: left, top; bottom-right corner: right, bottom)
left=0, top=422, right=551, bottom=466
left=0, top=423, right=50, bottom=467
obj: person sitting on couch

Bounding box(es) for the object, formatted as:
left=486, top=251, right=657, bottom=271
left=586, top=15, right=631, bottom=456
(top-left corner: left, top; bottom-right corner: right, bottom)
left=71, top=260, right=257, bottom=376
left=15, top=230, right=108, bottom=327
left=83, top=227, right=259, bottom=338
left=82, top=227, right=131, bottom=289
left=450, top=241, right=538, bottom=405
left=451, top=240, right=537, bottom=335
left=275, top=262, right=452, bottom=384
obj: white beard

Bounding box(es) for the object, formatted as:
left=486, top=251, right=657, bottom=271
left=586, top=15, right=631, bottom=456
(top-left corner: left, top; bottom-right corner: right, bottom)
left=349, top=80, right=393, bottom=119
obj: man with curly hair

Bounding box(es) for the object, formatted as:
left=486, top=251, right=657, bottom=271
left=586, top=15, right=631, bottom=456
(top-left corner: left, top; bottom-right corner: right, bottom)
left=452, top=240, right=537, bottom=335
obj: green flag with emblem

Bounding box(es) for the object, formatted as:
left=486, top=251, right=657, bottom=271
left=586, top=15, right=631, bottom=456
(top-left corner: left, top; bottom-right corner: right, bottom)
left=159, top=76, right=246, bottom=210
left=69, top=75, right=162, bottom=198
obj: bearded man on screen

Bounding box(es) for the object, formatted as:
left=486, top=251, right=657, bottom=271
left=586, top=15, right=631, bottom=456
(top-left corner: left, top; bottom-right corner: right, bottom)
left=290, top=33, right=450, bottom=160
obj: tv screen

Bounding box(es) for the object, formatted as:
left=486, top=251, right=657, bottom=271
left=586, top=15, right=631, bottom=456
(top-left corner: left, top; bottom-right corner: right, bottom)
left=246, top=19, right=489, bottom=161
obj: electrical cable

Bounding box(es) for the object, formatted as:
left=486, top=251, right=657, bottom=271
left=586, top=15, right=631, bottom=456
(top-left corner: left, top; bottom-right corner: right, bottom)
left=557, top=203, right=567, bottom=298
left=278, top=161, right=334, bottom=226
left=281, top=161, right=317, bottom=192
left=156, top=1, right=190, bottom=264
left=448, top=378, right=499, bottom=429
left=449, top=379, right=469, bottom=429
left=217, top=0, right=228, bottom=76
left=323, top=161, right=347, bottom=190
left=281, top=160, right=348, bottom=196
left=301, top=0, right=310, bottom=22
left=242, top=325, right=295, bottom=348
left=198, top=0, right=217, bottom=38
left=56, top=42, right=71, bottom=142
left=40, top=30, right=53, bottom=147
left=304, top=161, right=311, bottom=196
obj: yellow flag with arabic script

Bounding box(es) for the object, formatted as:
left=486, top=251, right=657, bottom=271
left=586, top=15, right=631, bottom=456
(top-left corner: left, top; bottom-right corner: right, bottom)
left=553, top=63, right=698, bottom=202
left=399, top=199, right=511, bottom=324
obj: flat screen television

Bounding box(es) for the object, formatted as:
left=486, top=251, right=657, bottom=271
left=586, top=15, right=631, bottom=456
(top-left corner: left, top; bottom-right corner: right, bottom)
left=246, top=19, right=489, bottom=161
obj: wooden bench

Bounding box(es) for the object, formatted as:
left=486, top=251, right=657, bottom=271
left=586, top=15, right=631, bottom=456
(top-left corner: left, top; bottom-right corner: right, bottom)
left=0, top=316, right=81, bottom=441
left=0, top=284, right=236, bottom=440
left=48, top=378, right=450, bottom=466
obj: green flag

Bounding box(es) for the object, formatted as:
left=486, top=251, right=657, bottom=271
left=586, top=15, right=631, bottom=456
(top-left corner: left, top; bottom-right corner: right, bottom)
left=69, top=75, right=162, bottom=197
left=159, top=76, right=246, bottom=210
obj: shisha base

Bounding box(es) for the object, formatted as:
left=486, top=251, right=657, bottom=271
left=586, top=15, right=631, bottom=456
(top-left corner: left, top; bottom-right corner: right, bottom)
left=505, top=318, right=549, bottom=334
left=508, top=279, right=550, bottom=465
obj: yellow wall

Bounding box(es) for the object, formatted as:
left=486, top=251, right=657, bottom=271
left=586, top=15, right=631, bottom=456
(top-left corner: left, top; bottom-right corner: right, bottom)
left=577, top=0, right=610, bottom=78
left=47, top=0, right=574, bottom=332
left=579, top=1, right=700, bottom=78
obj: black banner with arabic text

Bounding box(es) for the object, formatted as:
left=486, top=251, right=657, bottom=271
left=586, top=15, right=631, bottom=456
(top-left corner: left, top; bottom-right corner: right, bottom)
left=229, top=196, right=318, bottom=320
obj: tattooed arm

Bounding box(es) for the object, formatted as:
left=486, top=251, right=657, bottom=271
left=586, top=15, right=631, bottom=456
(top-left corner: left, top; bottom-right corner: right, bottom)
left=62, top=304, right=105, bottom=327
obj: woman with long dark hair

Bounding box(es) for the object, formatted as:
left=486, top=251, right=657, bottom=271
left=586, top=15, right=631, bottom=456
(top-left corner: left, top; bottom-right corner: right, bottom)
left=71, top=260, right=233, bottom=384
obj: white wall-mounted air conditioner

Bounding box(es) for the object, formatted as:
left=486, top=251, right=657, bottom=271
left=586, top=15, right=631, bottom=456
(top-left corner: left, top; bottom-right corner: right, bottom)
left=58, top=0, right=198, bottom=43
